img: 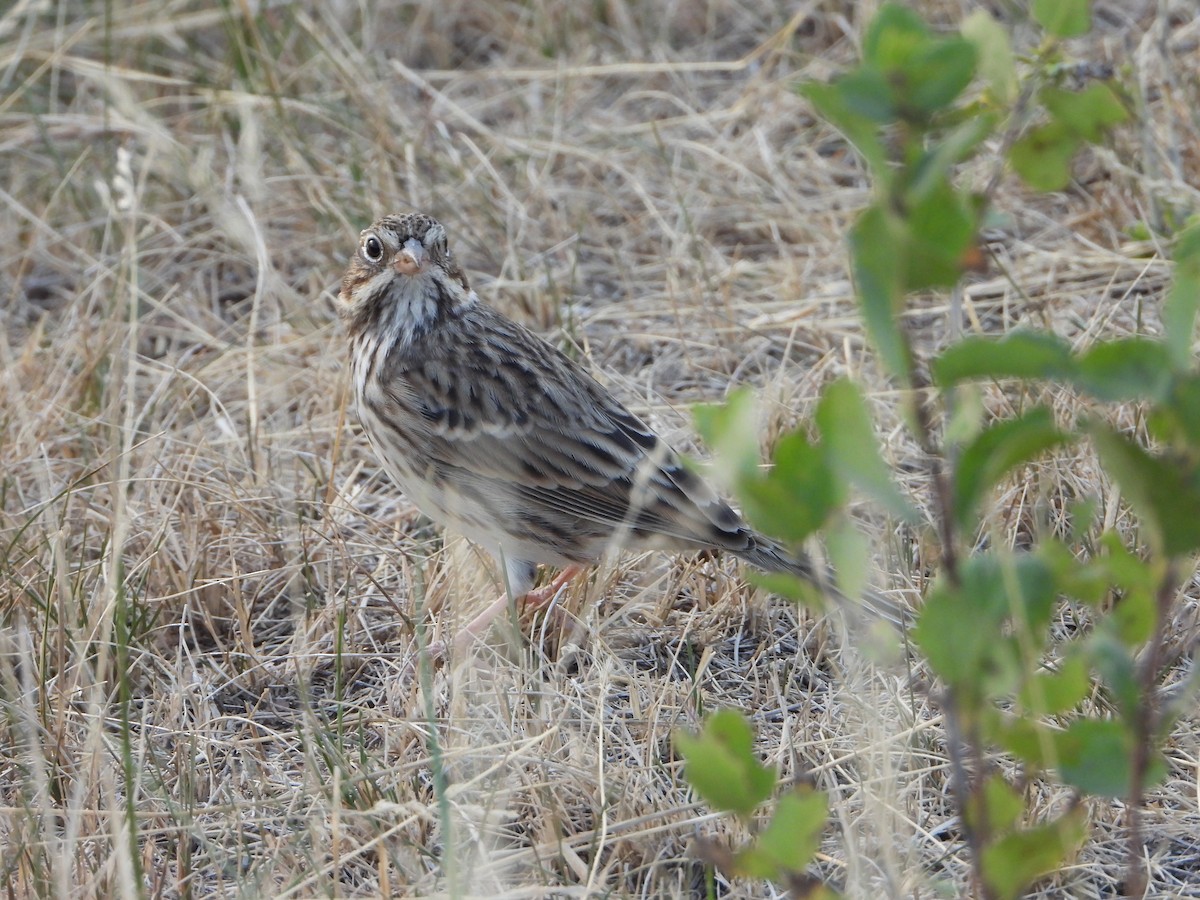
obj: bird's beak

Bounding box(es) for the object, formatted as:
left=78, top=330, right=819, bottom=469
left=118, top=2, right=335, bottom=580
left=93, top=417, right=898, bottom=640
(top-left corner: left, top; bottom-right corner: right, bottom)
left=394, top=239, right=425, bottom=276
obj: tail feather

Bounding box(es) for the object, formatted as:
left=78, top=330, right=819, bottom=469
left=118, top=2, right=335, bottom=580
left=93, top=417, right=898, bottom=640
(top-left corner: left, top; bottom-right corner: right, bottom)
left=736, top=537, right=911, bottom=630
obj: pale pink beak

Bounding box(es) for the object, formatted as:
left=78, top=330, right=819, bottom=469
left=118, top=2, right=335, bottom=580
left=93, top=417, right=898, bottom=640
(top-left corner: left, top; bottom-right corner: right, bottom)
left=394, top=239, right=425, bottom=276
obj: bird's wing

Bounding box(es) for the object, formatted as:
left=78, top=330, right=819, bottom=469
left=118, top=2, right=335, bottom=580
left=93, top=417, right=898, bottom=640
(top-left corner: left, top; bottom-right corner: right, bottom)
left=377, top=306, right=758, bottom=555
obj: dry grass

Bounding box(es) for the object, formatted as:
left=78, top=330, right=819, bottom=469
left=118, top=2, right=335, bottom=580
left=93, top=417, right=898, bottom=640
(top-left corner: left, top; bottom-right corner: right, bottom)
left=2, top=1, right=1199, bottom=897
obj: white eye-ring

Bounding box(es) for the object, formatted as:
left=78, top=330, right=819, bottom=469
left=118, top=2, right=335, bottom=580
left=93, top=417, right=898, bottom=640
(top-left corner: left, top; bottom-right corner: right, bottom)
left=362, top=234, right=383, bottom=262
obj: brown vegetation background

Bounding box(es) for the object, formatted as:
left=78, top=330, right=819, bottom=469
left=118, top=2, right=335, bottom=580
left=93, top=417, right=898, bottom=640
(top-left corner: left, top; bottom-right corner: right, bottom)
left=2, top=1, right=1198, bottom=896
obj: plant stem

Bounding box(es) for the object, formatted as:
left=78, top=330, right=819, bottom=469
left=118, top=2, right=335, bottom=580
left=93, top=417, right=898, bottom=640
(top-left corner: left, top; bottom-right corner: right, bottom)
left=1123, top=564, right=1176, bottom=898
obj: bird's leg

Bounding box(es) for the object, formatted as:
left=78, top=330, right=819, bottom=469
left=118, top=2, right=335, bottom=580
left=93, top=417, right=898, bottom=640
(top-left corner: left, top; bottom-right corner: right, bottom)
left=520, top=564, right=585, bottom=612
left=424, top=564, right=586, bottom=659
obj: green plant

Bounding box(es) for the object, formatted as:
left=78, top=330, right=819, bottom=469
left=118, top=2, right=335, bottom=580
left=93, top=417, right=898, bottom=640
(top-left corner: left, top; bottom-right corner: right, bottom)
left=675, top=710, right=836, bottom=898
left=680, top=3, right=1198, bottom=897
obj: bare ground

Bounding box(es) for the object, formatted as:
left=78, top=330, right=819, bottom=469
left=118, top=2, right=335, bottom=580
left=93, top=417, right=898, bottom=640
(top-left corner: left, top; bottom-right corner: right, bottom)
left=2, top=1, right=1199, bottom=897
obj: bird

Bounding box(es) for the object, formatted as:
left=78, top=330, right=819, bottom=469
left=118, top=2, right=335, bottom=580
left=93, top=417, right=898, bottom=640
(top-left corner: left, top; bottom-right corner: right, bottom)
left=336, top=212, right=900, bottom=657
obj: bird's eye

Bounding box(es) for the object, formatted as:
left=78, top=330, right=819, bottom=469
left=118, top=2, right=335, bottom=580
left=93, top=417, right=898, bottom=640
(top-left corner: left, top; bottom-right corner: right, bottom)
left=362, top=235, right=383, bottom=262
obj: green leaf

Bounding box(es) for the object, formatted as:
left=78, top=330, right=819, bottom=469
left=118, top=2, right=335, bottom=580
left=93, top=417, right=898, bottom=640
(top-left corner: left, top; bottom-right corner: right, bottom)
left=1166, top=273, right=1200, bottom=374
left=915, top=553, right=1057, bottom=692
left=694, top=389, right=761, bottom=484
left=747, top=787, right=828, bottom=875
left=1055, top=718, right=1166, bottom=797
left=952, top=406, right=1071, bottom=531
left=1110, top=584, right=1157, bottom=645
left=740, top=429, right=842, bottom=543
left=816, top=378, right=917, bottom=522
left=863, top=3, right=930, bottom=70
left=915, top=580, right=999, bottom=693
left=966, top=774, right=1025, bottom=834
left=943, top=383, right=985, bottom=447
left=826, top=515, right=870, bottom=604
left=1087, top=420, right=1200, bottom=555
left=1053, top=554, right=1110, bottom=606
left=799, top=80, right=890, bottom=180
left=909, top=115, right=997, bottom=202
left=1018, top=652, right=1091, bottom=716
left=850, top=205, right=912, bottom=384
left=1072, top=338, right=1173, bottom=402
left=675, top=710, right=775, bottom=817
left=1063, top=495, right=1101, bottom=546
left=980, top=806, right=1088, bottom=900
left=747, top=569, right=824, bottom=607
left=1032, top=0, right=1092, bottom=38
left=1164, top=218, right=1200, bottom=371
left=1098, top=531, right=1158, bottom=596
left=961, top=10, right=1017, bottom=105
left=993, top=715, right=1056, bottom=768
left=834, top=67, right=899, bottom=124
left=729, top=846, right=777, bottom=880
left=991, top=552, right=1060, bottom=638
left=1009, top=121, right=1081, bottom=191
left=1150, top=374, right=1200, bottom=446
left=1088, top=630, right=1141, bottom=718
left=904, top=38, right=978, bottom=114
left=1041, top=84, right=1128, bottom=142
left=932, top=331, right=1073, bottom=386
left=904, top=176, right=979, bottom=289
left=857, top=7, right=978, bottom=124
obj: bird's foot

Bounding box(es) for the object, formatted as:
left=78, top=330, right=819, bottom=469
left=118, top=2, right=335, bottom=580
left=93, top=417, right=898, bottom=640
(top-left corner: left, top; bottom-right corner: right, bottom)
left=520, top=564, right=584, bottom=613
left=419, top=564, right=585, bottom=660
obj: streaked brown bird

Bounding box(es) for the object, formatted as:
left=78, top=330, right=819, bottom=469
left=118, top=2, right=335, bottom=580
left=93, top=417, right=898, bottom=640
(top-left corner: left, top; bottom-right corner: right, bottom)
left=337, top=213, right=896, bottom=656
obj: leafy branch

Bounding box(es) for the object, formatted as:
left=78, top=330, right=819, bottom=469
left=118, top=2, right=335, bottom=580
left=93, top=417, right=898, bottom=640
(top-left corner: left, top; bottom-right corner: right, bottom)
left=678, top=3, right=1198, bottom=897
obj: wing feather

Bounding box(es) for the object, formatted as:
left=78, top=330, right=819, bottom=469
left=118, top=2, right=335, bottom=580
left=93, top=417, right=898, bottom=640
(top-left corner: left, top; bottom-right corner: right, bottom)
left=376, top=303, right=756, bottom=556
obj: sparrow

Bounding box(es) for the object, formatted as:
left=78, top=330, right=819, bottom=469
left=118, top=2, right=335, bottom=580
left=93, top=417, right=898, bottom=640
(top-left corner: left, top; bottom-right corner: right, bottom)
left=337, top=213, right=897, bottom=655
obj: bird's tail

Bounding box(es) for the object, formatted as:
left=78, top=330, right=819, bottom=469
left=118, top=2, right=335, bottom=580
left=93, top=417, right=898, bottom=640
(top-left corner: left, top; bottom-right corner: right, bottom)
left=738, top=539, right=911, bottom=630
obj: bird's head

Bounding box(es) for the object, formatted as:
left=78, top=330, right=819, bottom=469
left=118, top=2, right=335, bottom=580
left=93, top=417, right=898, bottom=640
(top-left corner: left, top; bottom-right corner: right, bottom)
left=337, top=212, right=470, bottom=337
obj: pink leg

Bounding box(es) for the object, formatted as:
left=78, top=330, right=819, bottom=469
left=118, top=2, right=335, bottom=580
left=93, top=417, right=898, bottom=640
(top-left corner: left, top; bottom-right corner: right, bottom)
left=424, top=565, right=586, bottom=659
left=520, top=564, right=585, bottom=612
